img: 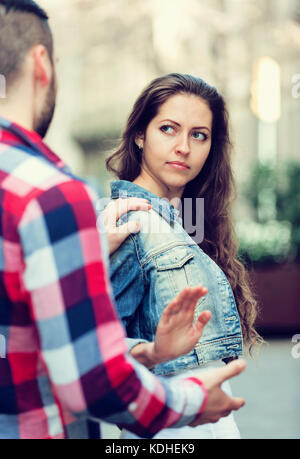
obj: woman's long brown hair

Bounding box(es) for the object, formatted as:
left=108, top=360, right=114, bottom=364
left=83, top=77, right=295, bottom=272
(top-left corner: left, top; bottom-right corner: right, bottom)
left=106, top=73, right=262, bottom=352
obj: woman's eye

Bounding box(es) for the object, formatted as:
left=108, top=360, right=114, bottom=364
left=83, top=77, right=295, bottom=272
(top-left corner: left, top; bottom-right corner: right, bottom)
left=193, top=132, right=207, bottom=141
left=161, top=125, right=175, bottom=134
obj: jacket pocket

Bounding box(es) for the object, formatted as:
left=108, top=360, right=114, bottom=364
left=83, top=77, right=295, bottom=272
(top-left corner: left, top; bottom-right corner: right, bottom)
left=153, top=247, right=195, bottom=307
left=154, top=246, right=194, bottom=271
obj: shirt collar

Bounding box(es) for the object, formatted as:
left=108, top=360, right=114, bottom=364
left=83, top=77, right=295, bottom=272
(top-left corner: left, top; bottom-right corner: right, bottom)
left=0, top=116, right=67, bottom=171
left=110, top=180, right=181, bottom=224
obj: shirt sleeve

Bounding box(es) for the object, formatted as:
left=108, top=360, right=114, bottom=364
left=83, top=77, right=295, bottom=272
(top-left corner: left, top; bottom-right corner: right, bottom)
left=18, top=179, right=206, bottom=438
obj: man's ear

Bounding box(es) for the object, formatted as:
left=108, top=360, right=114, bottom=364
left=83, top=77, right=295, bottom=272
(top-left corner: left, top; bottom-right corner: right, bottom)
left=32, top=45, right=52, bottom=88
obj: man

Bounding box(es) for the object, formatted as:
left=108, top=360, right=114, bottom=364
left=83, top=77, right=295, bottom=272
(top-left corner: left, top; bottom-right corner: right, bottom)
left=0, top=0, right=246, bottom=439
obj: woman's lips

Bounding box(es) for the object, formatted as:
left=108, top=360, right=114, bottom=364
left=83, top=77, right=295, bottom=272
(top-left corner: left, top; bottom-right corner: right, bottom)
left=167, top=162, right=190, bottom=170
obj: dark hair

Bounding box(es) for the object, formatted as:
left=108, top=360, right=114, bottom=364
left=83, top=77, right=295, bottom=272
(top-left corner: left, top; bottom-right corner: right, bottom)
left=0, top=0, right=53, bottom=86
left=107, top=73, right=262, bottom=351
left=0, top=0, right=48, bottom=19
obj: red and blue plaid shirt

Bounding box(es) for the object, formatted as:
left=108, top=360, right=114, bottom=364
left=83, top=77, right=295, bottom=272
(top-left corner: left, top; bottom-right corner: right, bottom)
left=0, top=117, right=206, bottom=439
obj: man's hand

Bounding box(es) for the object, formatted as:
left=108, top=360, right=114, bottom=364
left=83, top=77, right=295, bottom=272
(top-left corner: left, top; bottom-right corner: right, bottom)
left=101, top=198, right=151, bottom=255
left=131, top=286, right=210, bottom=368
left=190, top=359, right=246, bottom=426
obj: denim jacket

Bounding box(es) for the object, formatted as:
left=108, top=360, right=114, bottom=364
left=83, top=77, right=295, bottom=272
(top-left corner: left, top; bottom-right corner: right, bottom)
left=109, top=180, right=243, bottom=376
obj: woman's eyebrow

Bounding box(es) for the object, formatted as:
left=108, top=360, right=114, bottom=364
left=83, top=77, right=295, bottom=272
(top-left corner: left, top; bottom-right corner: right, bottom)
left=159, top=119, right=211, bottom=132
left=160, top=118, right=181, bottom=126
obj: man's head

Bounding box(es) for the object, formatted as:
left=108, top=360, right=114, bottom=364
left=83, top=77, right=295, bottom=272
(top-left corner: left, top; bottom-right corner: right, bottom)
left=0, top=0, right=57, bottom=137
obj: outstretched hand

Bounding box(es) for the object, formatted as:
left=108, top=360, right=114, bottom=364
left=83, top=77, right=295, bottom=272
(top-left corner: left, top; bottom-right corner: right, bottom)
left=151, top=286, right=211, bottom=365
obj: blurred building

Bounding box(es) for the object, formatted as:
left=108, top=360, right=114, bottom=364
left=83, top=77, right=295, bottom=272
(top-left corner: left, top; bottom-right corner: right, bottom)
left=39, top=0, right=300, bottom=200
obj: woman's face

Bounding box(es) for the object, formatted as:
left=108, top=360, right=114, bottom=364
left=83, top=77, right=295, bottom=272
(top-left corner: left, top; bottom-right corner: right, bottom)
left=135, top=93, right=213, bottom=200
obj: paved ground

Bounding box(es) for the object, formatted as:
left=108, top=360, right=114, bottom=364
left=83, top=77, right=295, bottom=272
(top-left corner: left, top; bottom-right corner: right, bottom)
left=230, top=338, right=300, bottom=439
left=101, top=338, right=300, bottom=439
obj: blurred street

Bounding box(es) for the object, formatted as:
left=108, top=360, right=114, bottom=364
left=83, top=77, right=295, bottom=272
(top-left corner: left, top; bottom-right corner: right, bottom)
left=231, top=338, right=300, bottom=439
left=101, top=339, right=300, bottom=440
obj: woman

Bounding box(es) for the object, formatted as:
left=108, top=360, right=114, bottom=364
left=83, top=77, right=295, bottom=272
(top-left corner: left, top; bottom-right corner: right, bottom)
left=105, top=73, right=260, bottom=439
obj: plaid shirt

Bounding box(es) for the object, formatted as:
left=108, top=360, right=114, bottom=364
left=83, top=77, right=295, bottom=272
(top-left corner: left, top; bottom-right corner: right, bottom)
left=0, top=117, right=206, bottom=439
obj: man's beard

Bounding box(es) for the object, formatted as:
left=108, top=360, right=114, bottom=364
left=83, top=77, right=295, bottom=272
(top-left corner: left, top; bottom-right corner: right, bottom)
left=35, top=75, right=56, bottom=139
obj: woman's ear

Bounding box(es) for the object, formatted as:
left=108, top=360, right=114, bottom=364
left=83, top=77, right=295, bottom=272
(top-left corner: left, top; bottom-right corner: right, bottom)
left=135, top=134, right=144, bottom=150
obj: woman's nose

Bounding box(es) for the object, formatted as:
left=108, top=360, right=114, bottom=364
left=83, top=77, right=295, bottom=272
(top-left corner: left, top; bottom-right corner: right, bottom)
left=175, top=134, right=190, bottom=156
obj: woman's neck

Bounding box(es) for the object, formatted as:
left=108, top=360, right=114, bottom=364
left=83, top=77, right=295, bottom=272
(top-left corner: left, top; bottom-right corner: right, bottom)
left=133, top=173, right=184, bottom=207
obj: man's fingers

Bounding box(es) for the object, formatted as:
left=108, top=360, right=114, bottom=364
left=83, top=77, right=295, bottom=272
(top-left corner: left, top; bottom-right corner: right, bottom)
left=214, top=359, right=247, bottom=386
left=115, top=221, right=142, bottom=243
left=105, top=198, right=151, bottom=222
left=228, top=397, right=246, bottom=411
left=107, top=221, right=143, bottom=252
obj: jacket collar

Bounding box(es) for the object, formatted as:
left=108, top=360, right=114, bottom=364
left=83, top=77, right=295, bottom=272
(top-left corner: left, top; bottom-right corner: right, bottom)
left=110, top=180, right=181, bottom=224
